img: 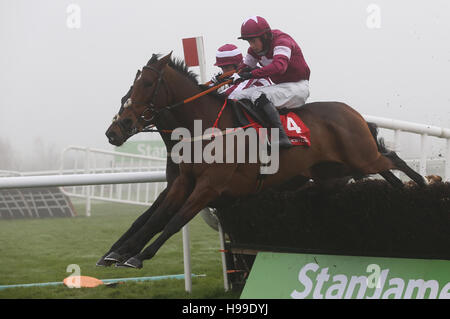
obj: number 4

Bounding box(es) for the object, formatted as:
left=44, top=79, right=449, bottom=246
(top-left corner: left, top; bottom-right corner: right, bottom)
left=287, top=117, right=302, bottom=134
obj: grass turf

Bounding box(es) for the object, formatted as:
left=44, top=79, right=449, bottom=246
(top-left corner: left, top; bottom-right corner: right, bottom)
left=0, top=200, right=240, bottom=299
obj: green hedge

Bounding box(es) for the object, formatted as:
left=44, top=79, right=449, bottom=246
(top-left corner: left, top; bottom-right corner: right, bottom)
left=216, top=180, right=450, bottom=260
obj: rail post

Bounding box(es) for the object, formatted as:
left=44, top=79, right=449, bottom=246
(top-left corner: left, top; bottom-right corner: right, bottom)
left=182, top=225, right=192, bottom=293
left=446, top=139, right=450, bottom=181
left=420, top=134, right=428, bottom=176
left=85, top=148, right=92, bottom=217
left=218, top=221, right=230, bottom=292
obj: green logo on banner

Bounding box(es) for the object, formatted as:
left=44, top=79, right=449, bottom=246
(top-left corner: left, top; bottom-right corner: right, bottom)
left=240, top=252, right=450, bottom=299
left=115, top=140, right=166, bottom=158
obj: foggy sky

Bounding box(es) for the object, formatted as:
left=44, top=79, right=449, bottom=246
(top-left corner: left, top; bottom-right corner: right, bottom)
left=1, top=0, right=449, bottom=166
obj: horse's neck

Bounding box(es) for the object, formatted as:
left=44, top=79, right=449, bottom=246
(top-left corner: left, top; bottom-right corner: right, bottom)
left=167, top=73, right=232, bottom=134
left=154, top=110, right=179, bottom=151
left=174, top=96, right=232, bottom=134
left=181, top=97, right=230, bottom=132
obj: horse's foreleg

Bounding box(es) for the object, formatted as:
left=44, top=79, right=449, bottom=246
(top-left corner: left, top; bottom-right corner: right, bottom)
left=123, top=181, right=220, bottom=269
left=96, top=188, right=169, bottom=267
left=105, top=174, right=194, bottom=264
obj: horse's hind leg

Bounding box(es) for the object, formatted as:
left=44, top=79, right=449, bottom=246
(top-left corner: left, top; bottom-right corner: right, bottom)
left=96, top=188, right=169, bottom=267
left=364, top=121, right=425, bottom=187
left=383, top=151, right=426, bottom=187
left=359, top=152, right=425, bottom=188
left=379, top=170, right=404, bottom=188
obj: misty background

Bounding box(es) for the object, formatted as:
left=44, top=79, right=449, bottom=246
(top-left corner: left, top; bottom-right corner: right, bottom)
left=1, top=0, right=449, bottom=171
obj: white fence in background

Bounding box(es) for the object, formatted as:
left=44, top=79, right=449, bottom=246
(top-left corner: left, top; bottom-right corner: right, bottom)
left=60, top=146, right=168, bottom=216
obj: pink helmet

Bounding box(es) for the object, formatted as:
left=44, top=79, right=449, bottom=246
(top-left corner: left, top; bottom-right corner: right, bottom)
left=238, top=16, right=271, bottom=40
left=214, top=44, right=243, bottom=67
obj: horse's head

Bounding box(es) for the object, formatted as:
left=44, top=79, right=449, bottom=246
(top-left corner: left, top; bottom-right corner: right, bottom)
left=105, top=52, right=173, bottom=146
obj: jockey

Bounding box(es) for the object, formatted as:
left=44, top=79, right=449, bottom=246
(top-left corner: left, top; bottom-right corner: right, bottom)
left=231, top=16, right=311, bottom=148
left=210, top=44, right=272, bottom=100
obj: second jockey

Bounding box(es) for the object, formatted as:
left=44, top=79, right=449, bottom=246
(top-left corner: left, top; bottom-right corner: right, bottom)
left=232, top=16, right=311, bottom=148
left=211, top=44, right=272, bottom=100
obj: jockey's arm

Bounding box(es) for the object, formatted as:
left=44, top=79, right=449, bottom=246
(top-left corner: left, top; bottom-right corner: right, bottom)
left=251, top=53, right=289, bottom=79
left=238, top=52, right=259, bottom=71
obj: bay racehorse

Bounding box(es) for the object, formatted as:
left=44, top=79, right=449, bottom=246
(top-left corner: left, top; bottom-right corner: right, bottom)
left=98, top=52, right=425, bottom=269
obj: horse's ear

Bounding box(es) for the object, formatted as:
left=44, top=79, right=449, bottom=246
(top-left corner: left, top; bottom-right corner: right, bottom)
left=135, top=69, right=141, bottom=80
left=159, top=51, right=173, bottom=66
left=147, top=54, right=159, bottom=66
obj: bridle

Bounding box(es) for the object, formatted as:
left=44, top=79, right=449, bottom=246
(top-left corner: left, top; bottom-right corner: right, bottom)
left=139, top=65, right=171, bottom=125
left=115, top=65, right=172, bottom=136
left=132, top=64, right=190, bottom=134
left=115, top=63, right=234, bottom=136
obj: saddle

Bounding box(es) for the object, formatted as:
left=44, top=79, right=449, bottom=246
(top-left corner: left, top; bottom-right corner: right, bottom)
left=229, top=99, right=311, bottom=147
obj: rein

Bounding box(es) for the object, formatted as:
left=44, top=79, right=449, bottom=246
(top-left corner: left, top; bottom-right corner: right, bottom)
left=139, top=68, right=236, bottom=134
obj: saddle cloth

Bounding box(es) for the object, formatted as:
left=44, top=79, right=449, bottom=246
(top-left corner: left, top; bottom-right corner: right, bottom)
left=230, top=99, right=311, bottom=147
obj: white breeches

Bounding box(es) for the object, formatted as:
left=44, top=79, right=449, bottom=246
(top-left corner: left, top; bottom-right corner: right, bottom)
left=230, top=80, right=310, bottom=109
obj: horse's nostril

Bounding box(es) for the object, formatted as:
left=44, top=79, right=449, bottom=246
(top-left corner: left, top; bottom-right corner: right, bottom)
left=106, top=130, right=117, bottom=143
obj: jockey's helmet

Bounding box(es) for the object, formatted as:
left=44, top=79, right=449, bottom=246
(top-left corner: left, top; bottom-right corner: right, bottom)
left=238, top=16, right=271, bottom=40
left=214, top=44, right=243, bottom=67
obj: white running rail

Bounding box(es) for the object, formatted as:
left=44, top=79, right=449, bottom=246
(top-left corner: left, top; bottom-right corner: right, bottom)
left=60, top=146, right=168, bottom=216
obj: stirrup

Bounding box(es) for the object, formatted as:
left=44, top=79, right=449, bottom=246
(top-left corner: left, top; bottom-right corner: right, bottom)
left=277, top=136, right=293, bottom=149
left=271, top=127, right=292, bottom=149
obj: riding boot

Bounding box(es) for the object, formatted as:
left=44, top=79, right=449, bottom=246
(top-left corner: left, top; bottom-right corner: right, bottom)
left=255, top=94, right=292, bottom=149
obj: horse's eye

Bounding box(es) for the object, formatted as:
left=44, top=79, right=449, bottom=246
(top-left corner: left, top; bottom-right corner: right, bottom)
left=123, top=98, right=132, bottom=108
left=112, top=114, right=119, bottom=123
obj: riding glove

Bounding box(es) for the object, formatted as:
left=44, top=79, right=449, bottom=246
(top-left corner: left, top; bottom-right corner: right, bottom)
left=231, top=72, right=252, bottom=84
left=210, top=73, right=222, bottom=85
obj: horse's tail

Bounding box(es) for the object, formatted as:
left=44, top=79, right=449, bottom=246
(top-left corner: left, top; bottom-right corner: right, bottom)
left=366, top=121, right=389, bottom=154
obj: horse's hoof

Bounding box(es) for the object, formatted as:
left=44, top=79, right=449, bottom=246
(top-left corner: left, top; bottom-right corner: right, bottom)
left=124, top=257, right=143, bottom=269
left=96, top=256, right=115, bottom=267
left=104, top=252, right=126, bottom=263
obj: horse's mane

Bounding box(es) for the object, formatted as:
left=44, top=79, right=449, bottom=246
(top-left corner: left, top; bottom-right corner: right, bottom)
left=148, top=54, right=224, bottom=101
